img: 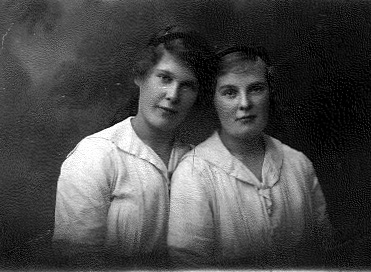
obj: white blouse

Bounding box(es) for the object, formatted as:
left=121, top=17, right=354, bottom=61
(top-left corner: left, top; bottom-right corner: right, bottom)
left=168, top=131, right=330, bottom=266
left=53, top=117, right=191, bottom=257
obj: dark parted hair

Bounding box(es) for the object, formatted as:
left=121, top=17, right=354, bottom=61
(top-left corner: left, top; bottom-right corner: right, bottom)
left=133, top=25, right=216, bottom=106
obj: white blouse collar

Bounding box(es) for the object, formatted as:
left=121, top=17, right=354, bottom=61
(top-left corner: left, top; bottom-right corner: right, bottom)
left=193, top=131, right=283, bottom=188
left=96, top=117, right=190, bottom=175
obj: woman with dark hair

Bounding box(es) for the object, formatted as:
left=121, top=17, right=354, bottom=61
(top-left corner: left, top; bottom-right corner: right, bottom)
left=52, top=26, right=214, bottom=267
left=168, top=46, right=332, bottom=268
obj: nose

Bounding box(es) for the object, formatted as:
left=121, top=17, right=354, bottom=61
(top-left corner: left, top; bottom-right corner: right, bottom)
left=165, top=83, right=180, bottom=103
left=239, top=92, right=252, bottom=110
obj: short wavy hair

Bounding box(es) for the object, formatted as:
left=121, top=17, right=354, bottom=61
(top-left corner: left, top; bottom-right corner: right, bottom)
left=208, top=45, right=278, bottom=132
left=216, top=45, right=273, bottom=89
left=133, top=25, right=216, bottom=106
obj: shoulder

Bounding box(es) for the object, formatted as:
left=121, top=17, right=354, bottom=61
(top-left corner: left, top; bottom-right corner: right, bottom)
left=171, top=145, right=216, bottom=195
left=66, top=135, right=116, bottom=163
left=180, top=136, right=216, bottom=162
left=271, top=136, right=313, bottom=166
left=175, top=152, right=211, bottom=175
left=61, top=137, right=117, bottom=176
left=173, top=141, right=194, bottom=158
left=66, top=117, right=132, bottom=160
left=268, top=136, right=315, bottom=180
left=84, top=117, right=131, bottom=147
left=58, top=135, right=121, bottom=190
left=174, top=136, right=220, bottom=177
left=61, top=125, right=128, bottom=176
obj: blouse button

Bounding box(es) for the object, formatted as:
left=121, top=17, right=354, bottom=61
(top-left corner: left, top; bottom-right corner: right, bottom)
left=258, top=188, right=273, bottom=216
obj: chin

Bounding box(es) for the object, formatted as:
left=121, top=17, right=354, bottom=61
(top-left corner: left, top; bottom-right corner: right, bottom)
left=235, top=130, right=264, bottom=140
left=155, top=121, right=179, bottom=132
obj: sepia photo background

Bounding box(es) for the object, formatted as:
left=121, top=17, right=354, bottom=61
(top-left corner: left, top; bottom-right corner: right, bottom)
left=0, top=0, right=370, bottom=268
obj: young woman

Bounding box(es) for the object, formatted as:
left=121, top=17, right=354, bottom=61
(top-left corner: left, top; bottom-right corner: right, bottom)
left=52, top=26, right=214, bottom=267
left=168, top=46, right=332, bottom=268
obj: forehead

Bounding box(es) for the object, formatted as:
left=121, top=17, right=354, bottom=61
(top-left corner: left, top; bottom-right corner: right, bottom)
left=152, top=51, right=197, bottom=81
left=217, top=61, right=267, bottom=86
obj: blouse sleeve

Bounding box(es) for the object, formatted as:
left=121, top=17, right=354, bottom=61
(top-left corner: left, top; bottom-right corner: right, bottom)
left=308, top=159, right=333, bottom=251
left=168, top=156, right=216, bottom=268
left=53, top=138, right=116, bottom=258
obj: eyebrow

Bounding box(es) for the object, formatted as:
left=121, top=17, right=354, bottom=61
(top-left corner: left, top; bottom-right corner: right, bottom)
left=156, top=69, right=175, bottom=77
left=218, top=84, right=236, bottom=90
left=157, top=69, right=197, bottom=84
left=218, top=81, right=268, bottom=90
left=247, top=82, right=268, bottom=89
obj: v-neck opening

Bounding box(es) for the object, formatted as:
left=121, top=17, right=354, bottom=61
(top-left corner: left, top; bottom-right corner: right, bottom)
left=192, top=132, right=283, bottom=188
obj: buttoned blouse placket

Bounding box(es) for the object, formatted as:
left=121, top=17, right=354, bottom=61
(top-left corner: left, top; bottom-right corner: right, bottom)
left=233, top=144, right=280, bottom=247
left=219, top=153, right=270, bottom=251
left=126, top=121, right=173, bottom=203
left=145, top=154, right=171, bottom=202
left=166, top=147, right=178, bottom=197
left=145, top=145, right=184, bottom=201
left=257, top=178, right=274, bottom=239
left=204, top=132, right=278, bottom=247
left=258, top=153, right=282, bottom=246
left=260, top=137, right=283, bottom=243
left=243, top=165, right=275, bottom=245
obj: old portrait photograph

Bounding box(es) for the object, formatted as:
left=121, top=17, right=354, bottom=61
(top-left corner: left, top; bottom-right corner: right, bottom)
left=0, top=0, right=370, bottom=270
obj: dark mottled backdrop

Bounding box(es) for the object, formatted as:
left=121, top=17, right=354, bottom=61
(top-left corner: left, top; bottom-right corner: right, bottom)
left=0, top=0, right=370, bottom=268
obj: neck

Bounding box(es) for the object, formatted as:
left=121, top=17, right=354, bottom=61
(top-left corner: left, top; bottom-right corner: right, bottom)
left=219, top=130, right=265, bottom=159
left=131, top=117, right=175, bottom=165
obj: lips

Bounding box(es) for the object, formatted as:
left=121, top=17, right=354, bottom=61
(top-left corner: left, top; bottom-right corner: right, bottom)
left=237, top=115, right=256, bottom=121
left=158, top=106, right=178, bottom=114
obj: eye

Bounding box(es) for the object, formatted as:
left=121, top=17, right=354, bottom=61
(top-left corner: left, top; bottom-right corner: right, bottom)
left=250, top=84, right=268, bottom=93
left=222, top=88, right=237, bottom=98
left=158, top=73, right=173, bottom=84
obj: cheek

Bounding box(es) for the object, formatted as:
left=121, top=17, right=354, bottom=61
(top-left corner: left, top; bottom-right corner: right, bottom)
left=255, top=95, right=269, bottom=112
left=139, top=90, right=151, bottom=109
left=214, top=98, right=234, bottom=120
left=139, top=83, right=150, bottom=99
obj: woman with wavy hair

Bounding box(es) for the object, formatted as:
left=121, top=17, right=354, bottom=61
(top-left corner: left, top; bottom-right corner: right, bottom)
left=53, top=26, right=215, bottom=267
left=168, top=46, right=332, bottom=268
